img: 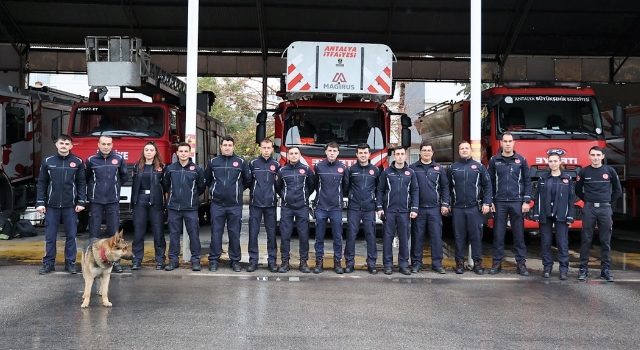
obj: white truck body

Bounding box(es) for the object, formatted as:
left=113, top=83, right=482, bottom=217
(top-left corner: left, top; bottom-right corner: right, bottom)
left=285, top=41, right=394, bottom=103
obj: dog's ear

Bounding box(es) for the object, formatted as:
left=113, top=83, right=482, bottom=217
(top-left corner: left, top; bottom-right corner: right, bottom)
left=115, top=230, right=124, bottom=241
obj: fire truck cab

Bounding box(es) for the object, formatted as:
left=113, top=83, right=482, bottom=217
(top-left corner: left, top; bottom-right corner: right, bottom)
left=68, top=37, right=225, bottom=230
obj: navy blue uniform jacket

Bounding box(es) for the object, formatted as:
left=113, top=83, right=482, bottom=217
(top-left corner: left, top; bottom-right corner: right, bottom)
left=275, top=162, right=316, bottom=209
left=410, top=160, right=450, bottom=208
left=532, top=172, right=575, bottom=223
left=204, top=154, right=252, bottom=206
left=131, top=164, right=165, bottom=209
left=36, top=152, right=86, bottom=208
left=448, top=158, right=492, bottom=209
left=376, top=162, right=419, bottom=213
left=488, top=151, right=531, bottom=202
left=85, top=151, right=129, bottom=204
left=249, top=156, right=280, bottom=207
left=346, top=161, right=379, bottom=212
left=313, top=159, right=349, bottom=211
left=163, top=159, right=206, bottom=211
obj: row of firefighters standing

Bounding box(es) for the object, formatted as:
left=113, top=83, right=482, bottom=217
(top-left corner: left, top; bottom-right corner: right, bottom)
left=35, top=132, right=622, bottom=280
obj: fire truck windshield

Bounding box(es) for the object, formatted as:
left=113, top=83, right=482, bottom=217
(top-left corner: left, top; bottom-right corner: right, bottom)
left=496, top=95, right=603, bottom=139
left=283, top=108, right=384, bottom=153
left=71, top=106, right=165, bottom=137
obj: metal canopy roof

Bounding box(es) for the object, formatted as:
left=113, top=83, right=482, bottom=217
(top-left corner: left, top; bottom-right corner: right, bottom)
left=1, top=0, right=640, bottom=81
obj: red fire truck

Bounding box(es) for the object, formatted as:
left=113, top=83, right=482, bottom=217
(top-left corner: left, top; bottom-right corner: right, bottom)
left=255, top=41, right=411, bottom=229
left=68, top=37, right=225, bottom=230
left=256, top=41, right=410, bottom=169
left=1, top=84, right=85, bottom=214
left=415, top=84, right=614, bottom=232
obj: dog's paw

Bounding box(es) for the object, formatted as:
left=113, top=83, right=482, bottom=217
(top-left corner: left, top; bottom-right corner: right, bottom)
left=102, top=301, right=112, bottom=307
left=81, top=303, right=89, bottom=308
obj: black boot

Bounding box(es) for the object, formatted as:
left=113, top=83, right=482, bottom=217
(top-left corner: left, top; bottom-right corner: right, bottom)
left=112, top=260, right=123, bottom=273
left=279, top=259, right=290, bottom=273
left=313, top=259, right=324, bottom=274
left=65, top=260, right=77, bottom=274
left=333, top=259, right=344, bottom=274
left=299, top=260, right=310, bottom=273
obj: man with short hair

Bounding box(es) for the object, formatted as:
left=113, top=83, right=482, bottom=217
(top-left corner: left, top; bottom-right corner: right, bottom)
left=247, top=138, right=280, bottom=273
left=36, top=135, right=86, bottom=275
left=376, top=147, right=419, bottom=275
left=85, top=135, right=129, bottom=272
left=163, top=142, right=206, bottom=271
left=275, top=146, right=316, bottom=273
left=448, top=141, right=492, bottom=275
left=487, top=132, right=532, bottom=276
left=205, top=136, right=252, bottom=272
left=345, top=143, right=380, bottom=274
left=409, top=141, right=449, bottom=274
left=312, top=141, right=349, bottom=274
left=575, top=146, right=622, bottom=282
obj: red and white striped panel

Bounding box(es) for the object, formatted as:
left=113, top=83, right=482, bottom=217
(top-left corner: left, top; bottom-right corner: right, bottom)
left=367, top=66, right=392, bottom=94
left=287, top=63, right=311, bottom=91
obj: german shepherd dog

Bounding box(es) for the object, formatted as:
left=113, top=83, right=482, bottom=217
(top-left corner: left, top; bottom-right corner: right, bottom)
left=81, top=230, right=134, bottom=308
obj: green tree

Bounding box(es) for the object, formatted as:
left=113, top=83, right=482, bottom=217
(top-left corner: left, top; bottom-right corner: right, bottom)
left=456, top=82, right=496, bottom=99
left=197, top=77, right=259, bottom=158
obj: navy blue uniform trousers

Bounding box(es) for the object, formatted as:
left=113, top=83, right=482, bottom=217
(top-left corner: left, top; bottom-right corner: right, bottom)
left=209, top=204, right=242, bottom=263
left=346, top=210, right=376, bottom=267
left=314, top=209, right=343, bottom=261
left=132, top=193, right=166, bottom=264
left=580, top=204, right=613, bottom=269
left=248, top=206, right=277, bottom=265
left=540, top=218, right=569, bottom=272
left=43, top=207, right=78, bottom=265
left=167, top=209, right=200, bottom=264
left=89, top=202, right=120, bottom=238
left=452, top=207, right=483, bottom=263
left=411, top=207, right=444, bottom=268
left=383, top=211, right=410, bottom=268
left=492, top=201, right=526, bottom=264
left=280, top=206, right=310, bottom=261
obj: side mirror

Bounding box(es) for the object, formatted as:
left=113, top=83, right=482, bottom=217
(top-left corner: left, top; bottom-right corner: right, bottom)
left=613, top=104, right=624, bottom=124
left=612, top=124, right=622, bottom=136
left=400, top=114, right=411, bottom=148
left=255, top=111, right=267, bottom=144
left=400, top=114, right=411, bottom=127
left=611, top=104, right=624, bottom=136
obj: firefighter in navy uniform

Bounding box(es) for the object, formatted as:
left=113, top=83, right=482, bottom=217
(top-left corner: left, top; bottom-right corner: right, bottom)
left=130, top=141, right=166, bottom=270
left=409, top=141, right=450, bottom=274
left=204, top=136, right=252, bottom=272
left=247, top=138, right=281, bottom=273
left=345, top=143, right=380, bottom=274
left=487, top=132, right=532, bottom=276
left=275, top=146, right=316, bottom=273
left=312, top=141, right=349, bottom=274
left=163, top=142, right=206, bottom=271
left=376, top=146, right=419, bottom=276
left=85, top=135, right=129, bottom=272
left=448, top=141, right=492, bottom=275
left=36, top=135, right=86, bottom=275
left=575, top=146, right=622, bottom=282
left=532, top=152, right=574, bottom=280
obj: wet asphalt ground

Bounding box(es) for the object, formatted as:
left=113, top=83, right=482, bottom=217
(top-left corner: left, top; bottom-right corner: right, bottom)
left=2, top=206, right=640, bottom=349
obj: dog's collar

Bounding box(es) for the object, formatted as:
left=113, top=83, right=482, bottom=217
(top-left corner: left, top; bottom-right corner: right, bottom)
left=100, top=246, right=114, bottom=266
